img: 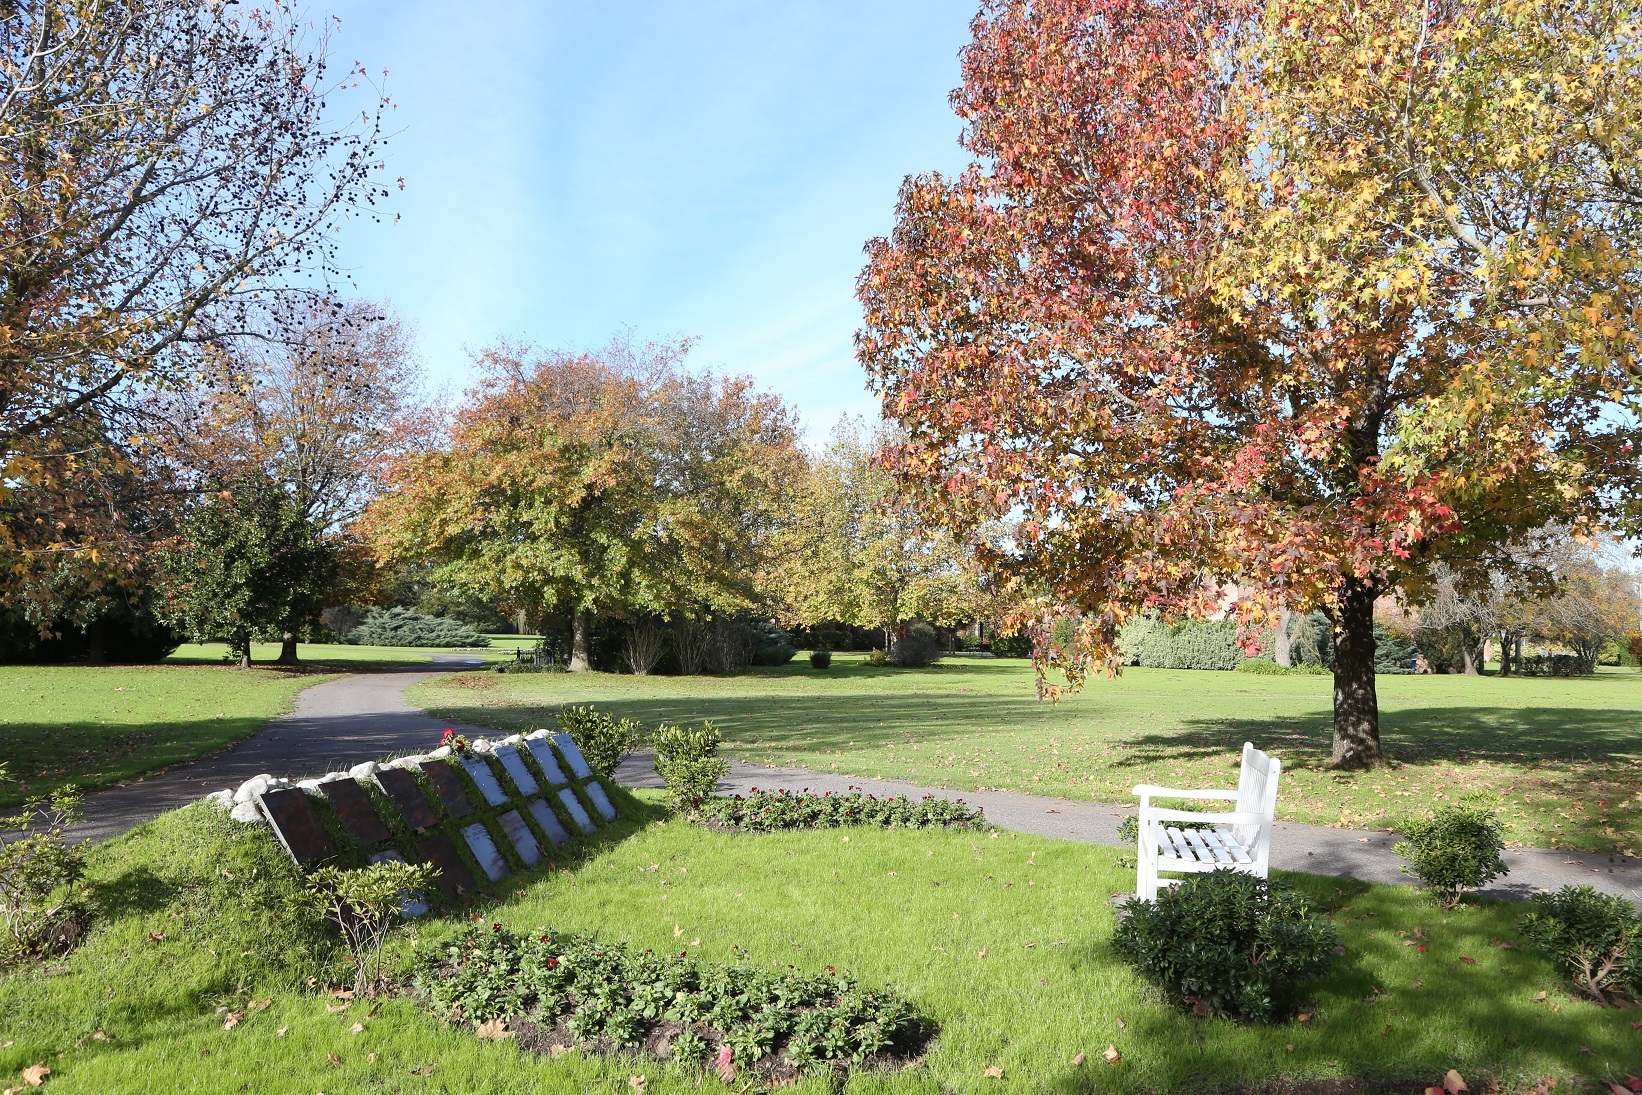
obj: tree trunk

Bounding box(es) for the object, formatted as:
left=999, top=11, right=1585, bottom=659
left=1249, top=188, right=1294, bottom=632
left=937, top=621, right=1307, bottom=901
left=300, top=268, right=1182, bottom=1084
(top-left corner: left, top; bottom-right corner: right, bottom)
left=1461, top=642, right=1478, bottom=675
left=515, top=608, right=528, bottom=635
left=1498, top=631, right=1513, bottom=676
left=233, top=628, right=252, bottom=669
left=85, top=618, right=106, bottom=664
left=1330, top=578, right=1383, bottom=769
left=569, top=610, right=592, bottom=672
left=276, top=631, right=300, bottom=665
left=1274, top=609, right=1294, bottom=668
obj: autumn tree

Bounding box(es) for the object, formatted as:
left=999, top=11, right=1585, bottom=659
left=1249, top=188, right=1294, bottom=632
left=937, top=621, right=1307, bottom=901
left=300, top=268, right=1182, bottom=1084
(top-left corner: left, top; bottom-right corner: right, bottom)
left=359, top=335, right=801, bottom=671
left=858, top=0, right=1642, bottom=767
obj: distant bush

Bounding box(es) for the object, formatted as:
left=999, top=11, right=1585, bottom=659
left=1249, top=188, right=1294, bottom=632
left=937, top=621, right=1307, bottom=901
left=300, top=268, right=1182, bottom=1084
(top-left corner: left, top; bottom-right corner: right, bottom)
left=1516, top=652, right=1593, bottom=677
left=1234, top=657, right=1326, bottom=675
left=652, top=721, right=730, bottom=811
left=1393, top=793, right=1508, bottom=908
left=702, top=789, right=984, bottom=832
left=1519, top=885, right=1639, bottom=1004
left=809, top=648, right=832, bottom=669
left=1119, top=616, right=1244, bottom=671
left=866, top=647, right=889, bottom=666
left=1373, top=625, right=1417, bottom=673
left=344, top=607, right=490, bottom=648
left=989, top=632, right=1032, bottom=657
left=1113, top=869, right=1337, bottom=1021
left=556, top=705, right=643, bottom=776
left=889, top=621, right=943, bottom=668
left=749, top=620, right=797, bottom=666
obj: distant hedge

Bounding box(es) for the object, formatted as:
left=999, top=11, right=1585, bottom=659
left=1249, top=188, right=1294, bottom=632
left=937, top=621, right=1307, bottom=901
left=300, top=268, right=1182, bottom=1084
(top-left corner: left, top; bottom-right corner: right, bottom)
left=344, top=607, right=490, bottom=648
left=1118, top=616, right=1246, bottom=670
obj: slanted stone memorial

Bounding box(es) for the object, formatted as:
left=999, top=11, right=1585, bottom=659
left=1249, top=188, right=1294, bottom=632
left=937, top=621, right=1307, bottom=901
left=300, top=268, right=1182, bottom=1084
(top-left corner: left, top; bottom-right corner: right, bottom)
left=461, top=822, right=510, bottom=881
left=584, top=780, right=617, bottom=823
left=495, top=744, right=540, bottom=796
left=525, top=737, right=569, bottom=785
left=321, top=777, right=393, bottom=844
left=557, top=787, right=596, bottom=834
left=527, top=798, right=570, bottom=846
left=256, top=787, right=337, bottom=865
left=552, top=733, right=595, bottom=779
left=420, top=758, right=474, bottom=818
left=376, top=767, right=440, bottom=831
left=416, top=833, right=478, bottom=900
left=462, top=756, right=510, bottom=807
left=497, top=808, right=542, bottom=867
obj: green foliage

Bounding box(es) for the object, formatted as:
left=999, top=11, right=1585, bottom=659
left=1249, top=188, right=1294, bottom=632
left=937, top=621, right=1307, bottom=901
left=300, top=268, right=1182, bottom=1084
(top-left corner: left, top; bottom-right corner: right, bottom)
left=1112, top=870, right=1338, bottom=1022
left=989, top=631, right=1032, bottom=657
left=343, top=606, right=490, bottom=649
left=0, top=784, right=88, bottom=964
left=1115, top=813, right=1213, bottom=844
left=700, top=789, right=984, bottom=832
left=1516, top=653, right=1593, bottom=678
left=1373, top=625, right=1417, bottom=674
left=157, top=473, right=339, bottom=664
left=651, top=720, right=729, bottom=811
left=414, top=923, right=923, bottom=1071
left=1519, top=885, right=1640, bottom=1004
left=888, top=620, right=943, bottom=668
left=865, top=647, right=889, bottom=666
left=808, top=648, right=832, bottom=669
left=556, top=704, right=643, bottom=776
left=412, top=586, right=514, bottom=633
left=1235, top=658, right=1327, bottom=675
left=299, top=859, right=437, bottom=997
left=749, top=620, right=797, bottom=666
left=1393, top=793, right=1508, bottom=909
left=1119, top=616, right=1245, bottom=671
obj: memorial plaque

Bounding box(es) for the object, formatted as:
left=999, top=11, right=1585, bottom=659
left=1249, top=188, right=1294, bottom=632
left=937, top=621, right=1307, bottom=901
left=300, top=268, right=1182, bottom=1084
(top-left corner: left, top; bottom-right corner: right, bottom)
left=461, top=823, right=510, bottom=881
left=557, top=787, right=596, bottom=834
left=495, top=745, right=540, bottom=796
left=526, top=798, right=570, bottom=846
left=583, top=780, right=618, bottom=823
left=525, top=737, right=569, bottom=785
left=462, top=757, right=511, bottom=807
left=551, top=733, right=595, bottom=779
left=321, top=778, right=393, bottom=844
left=367, top=849, right=429, bottom=916
left=497, top=809, right=542, bottom=867
left=375, top=767, right=440, bottom=831
left=257, top=787, right=336, bottom=866
left=415, top=833, right=477, bottom=900
left=420, top=759, right=473, bottom=818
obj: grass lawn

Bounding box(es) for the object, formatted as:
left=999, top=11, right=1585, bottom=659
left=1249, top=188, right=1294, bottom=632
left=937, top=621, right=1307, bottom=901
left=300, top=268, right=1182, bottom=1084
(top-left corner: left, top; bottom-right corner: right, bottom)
left=413, top=655, right=1642, bottom=855
left=0, top=797, right=1632, bottom=1093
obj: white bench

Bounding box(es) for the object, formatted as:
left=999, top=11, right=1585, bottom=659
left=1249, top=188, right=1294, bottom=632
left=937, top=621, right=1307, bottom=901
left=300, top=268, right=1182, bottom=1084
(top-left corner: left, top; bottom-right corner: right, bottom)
left=1131, top=741, right=1281, bottom=901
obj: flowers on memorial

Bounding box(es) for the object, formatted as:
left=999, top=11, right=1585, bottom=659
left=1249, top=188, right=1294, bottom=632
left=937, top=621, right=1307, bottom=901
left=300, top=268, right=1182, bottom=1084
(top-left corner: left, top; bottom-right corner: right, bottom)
left=441, top=729, right=469, bottom=755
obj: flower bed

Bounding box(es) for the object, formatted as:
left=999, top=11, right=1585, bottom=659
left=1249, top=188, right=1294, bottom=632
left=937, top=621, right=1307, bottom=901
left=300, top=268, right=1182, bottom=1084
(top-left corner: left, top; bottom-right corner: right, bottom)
left=414, top=925, right=930, bottom=1082
left=699, top=788, right=984, bottom=832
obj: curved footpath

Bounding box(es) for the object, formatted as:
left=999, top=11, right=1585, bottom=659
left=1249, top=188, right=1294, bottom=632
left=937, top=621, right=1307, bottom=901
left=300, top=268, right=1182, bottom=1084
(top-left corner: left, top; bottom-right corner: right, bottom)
left=65, top=666, right=1639, bottom=904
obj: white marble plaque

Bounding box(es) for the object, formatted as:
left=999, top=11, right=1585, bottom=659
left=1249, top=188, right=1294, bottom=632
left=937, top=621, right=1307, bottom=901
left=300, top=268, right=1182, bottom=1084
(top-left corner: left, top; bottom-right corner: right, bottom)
left=497, top=809, right=542, bottom=867
left=551, top=734, right=595, bottom=780
left=495, top=745, right=540, bottom=796
left=525, top=737, right=569, bottom=785
left=527, top=798, right=570, bottom=846
left=461, top=757, right=510, bottom=807
left=460, top=823, right=510, bottom=881
left=583, top=780, right=617, bottom=823
left=557, top=788, right=596, bottom=833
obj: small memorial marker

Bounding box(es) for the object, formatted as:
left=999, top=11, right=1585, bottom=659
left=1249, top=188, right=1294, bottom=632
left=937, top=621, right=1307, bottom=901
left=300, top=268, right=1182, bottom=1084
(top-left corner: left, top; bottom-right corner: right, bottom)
left=257, top=788, right=336, bottom=866
left=495, top=745, right=540, bottom=796
left=551, top=734, right=595, bottom=779
left=367, top=849, right=429, bottom=916
left=414, top=833, right=477, bottom=899
left=461, top=823, right=510, bottom=881
left=321, top=778, right=393, bottom=844
left=583, top=780, right=618, bottom=823
left=557, top=788, right=596, bottom=834
left=420, top=759, right=474, bottom=818
left=525, top=737, right=568, bottom=785
left=375, top=767, right=440, bottom=831
left=526, top=798, right=570, bottom=846
left=461, top=757, right=510, bottom=807
left=497, top=809, right=542, bottom=867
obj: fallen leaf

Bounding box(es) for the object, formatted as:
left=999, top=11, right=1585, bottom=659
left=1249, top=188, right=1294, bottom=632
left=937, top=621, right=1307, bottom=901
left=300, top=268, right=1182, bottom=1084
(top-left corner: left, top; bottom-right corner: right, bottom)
left=983, top=1064, right=1004, bottom=1079
left=977, top=948, right=987, bottom=959
left=332, top=990, right=354, bottom=1000
left=222, top=1011, right=244, bottom=1030
left=1411, top=979, right=1424, bottom=987
left=548, top=1044, right=568, bottom=1058
left=841, top=835, right=850, bottom=843
left=1116, top=1018, right=1126, bottom=1029
left=714, top=1044, right=736, bottom=1081
left=327, top=1053, right=340, bottom=1064
left=325, top=1003, right=350, bottom=1013
left=21, top=1064, right=49, bottom=1087
left=348, top=1023, right=363, bottom=1035
left=474, top=1018, right=509, bottom=1041
left=276, top=1027, right=289, bottom=1037
left=1534, top=991, right=1548, bottom=1002
left=689, top=938, right=700, bottom=947
left=1192, top=1002, right=1211, bottom=1017
left=90, top=1031, right=110, bottom=1043
left=412, top=1064, right=436, bottom=1076
left=366, top=1053, right=377, bottom=1063
left=1458, top=956, right=1476, bottom=964
left=1297, top=1012, right=1312, bottom=1023
left=1286, top=1045, right=1295, bottom=1052
left=1445, top=1069, right=1469, bottom=1094
left=1633, top=1020, right=1642, bottom=1030
left=1103, top=1045, right=1121, bottom=1065
left=629, top=1076, right=647, bottom=1093
left=1071, top=1053, right=1085, bottom=1066
left=198, top=1049, right=209, bottom=1057
left=674, top=924, right=683, bottom=937
left=1359, top=837, right=1372, bottom=842
left=147, top=932, right=165, bottom=942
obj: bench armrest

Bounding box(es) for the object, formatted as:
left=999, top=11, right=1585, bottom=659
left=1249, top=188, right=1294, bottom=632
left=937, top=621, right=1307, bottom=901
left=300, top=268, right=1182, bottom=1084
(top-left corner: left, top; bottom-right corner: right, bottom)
left=1141, top=806, right=1263, bottom=827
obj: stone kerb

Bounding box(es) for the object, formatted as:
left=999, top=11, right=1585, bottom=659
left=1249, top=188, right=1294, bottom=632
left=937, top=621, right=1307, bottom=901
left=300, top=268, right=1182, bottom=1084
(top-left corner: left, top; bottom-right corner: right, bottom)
left=203, top=730, right=619, bottom=904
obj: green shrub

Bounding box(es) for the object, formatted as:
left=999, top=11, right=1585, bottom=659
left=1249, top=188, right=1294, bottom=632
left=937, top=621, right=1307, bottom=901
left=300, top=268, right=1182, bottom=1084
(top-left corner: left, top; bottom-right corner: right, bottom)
left=556, top=704, right=643, bottom=776
left=701, top=789, right=984, bottom=832
left=1392, top=793, right=1508, bottom=909
left=809, top=648, right=832, bottom=669
left=0, top=784, right=89, bottom=964
left=866, top=647, right=889, bottom=666
left=344, top=606, right=490, bottom=648
left=652, top=720, right=730, bottom=811
left=1118, top=616, right=1245, bottom=671
left=1374, top=625, right=1417, bottom=673
left=1516, top=652, right=1593, bottom=677
left=299, top=859, right=436, bottom=997
left=1112, top=869, right=1338, bottom=1021
left=989, top=632, right=1032, bottom=657
left=1519, top=885, right=1640, bottom=1004
left=749, top=620, right=797, bottom=666
left=1234, top=657, right=1329, bottom=675
left=889, top=621, right=943, bottom=668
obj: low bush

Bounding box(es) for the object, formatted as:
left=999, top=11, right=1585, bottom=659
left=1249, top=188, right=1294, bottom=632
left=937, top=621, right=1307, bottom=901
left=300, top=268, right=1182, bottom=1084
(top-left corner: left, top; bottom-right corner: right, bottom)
left=1392, top=793, right=1508, bottom=909
left=343, top=607, right=490, bottom=648
left=556, top=704, right=644, bottom=776
left=413, top=924, right=926, bottom=1078
left=701, top=789, right=984, bottom=832
left=1234, top=658, right=1327, bottom=676
left=888, top=621, right=943, bottom=668
left=1519, top=885, right=1640, bottom=1004
left=299, top=859, right=436, bottom=997
left=1515, top=652, right=1593, bottom=677
left=652, top=720, right=730, bottom=811
left=1119, top=616, right=1244, bottom=671
left=0, top=782, right=89, bottom=964
left=809, top=648, right=832, bottom=669
left=1112, top=869, right=1338, bottom=1022
left=988, top=632, right=1032, bottom=657
left=750, top=621, right=797, bottom=666
left=865, top=647, right=888, bottom=667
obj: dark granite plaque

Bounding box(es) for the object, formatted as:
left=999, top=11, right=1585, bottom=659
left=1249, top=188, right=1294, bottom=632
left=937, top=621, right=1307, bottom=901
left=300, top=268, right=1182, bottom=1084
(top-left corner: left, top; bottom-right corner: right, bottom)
left=557, top=787, right=596, bottom=834
left=462, top=757, right=511, bottom=807
left=525, top=737, right=569, bottom=785
left=420, top=759, right=473, bottom=818
left=367, top=849, right=429, bottom=916
left=415, top=832, right=477, bottom=899
left=375, top=767, right=440, bottom=830
left=495, top=745, right=540, bottom=796
left=584, top=780, right=617, bottom=823
left=257, top=787, right=336, bottom=866
left=461, top=822, right=510, bottom=881
left=551, top=734, right=595, bottom=779
left=321, top=778, right=393, bottom=844
left=527, top=798, right=570, bottom=846
left=497, top=809, right=542, bottom=867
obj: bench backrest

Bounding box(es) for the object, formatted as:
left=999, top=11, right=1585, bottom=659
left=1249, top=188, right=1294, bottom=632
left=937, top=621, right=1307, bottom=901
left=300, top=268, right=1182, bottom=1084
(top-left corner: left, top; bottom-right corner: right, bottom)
left=1233, top=741, right=1282, bottom=849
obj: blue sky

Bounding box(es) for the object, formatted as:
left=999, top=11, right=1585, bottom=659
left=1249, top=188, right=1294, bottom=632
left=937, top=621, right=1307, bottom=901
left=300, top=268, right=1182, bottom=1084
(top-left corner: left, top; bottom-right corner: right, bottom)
left=318, top=0, right=978, bottom=436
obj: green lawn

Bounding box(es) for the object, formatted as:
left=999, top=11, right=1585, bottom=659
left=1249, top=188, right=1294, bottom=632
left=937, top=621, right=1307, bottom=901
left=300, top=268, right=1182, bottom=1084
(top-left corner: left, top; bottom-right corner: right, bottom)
left=1, top=798, right=1632, bottom=1093
left=164, top=640, right=443, bottom=669
left=413, top=655, right=1642, bottom=855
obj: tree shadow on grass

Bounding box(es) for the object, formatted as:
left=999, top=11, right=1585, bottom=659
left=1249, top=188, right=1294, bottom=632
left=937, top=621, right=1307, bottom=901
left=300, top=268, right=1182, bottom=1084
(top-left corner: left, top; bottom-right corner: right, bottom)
left=86, top=865, right=176, bottom=919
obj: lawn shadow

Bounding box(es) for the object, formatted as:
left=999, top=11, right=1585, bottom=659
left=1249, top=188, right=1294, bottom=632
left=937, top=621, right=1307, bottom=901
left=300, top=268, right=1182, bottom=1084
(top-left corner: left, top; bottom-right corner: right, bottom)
left=86, top=865, right=176, bottom=918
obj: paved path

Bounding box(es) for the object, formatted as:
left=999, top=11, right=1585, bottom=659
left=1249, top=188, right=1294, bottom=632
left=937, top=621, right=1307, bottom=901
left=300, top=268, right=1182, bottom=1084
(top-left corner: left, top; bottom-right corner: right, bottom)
left=65, top=655, right=492, bottom=844
left=614, top=752, right=1642, bottom=905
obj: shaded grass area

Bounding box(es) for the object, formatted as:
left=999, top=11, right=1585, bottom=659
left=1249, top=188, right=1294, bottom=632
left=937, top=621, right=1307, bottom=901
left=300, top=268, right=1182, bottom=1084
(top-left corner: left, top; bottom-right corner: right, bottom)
left=413, top=656, right=1642, bottom=855
left=164, top=641, right=443, bottom=670
left=1, top=799, right=1634, bottom=1093
left=0, top=665, right=326, bottom=809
